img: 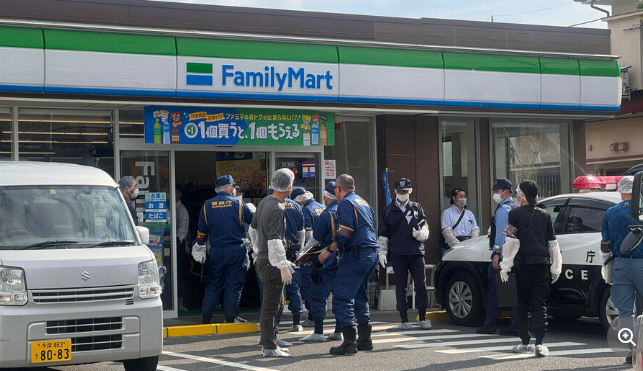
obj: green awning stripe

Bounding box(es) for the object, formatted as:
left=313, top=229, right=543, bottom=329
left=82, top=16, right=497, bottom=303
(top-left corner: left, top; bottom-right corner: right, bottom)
left=337, top=46, right=443, bottom=69
left=0, top=26, right=43, bottom=49
left=43, top=29, right=176, bottom=56
left=579, top=59, right=621, bottom=77
left=443, top=52, right=541, bottom=74
left=539, top=57, right=580, bottom=75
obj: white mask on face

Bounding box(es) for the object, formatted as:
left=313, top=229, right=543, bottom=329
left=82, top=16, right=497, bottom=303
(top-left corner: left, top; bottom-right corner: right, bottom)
left=493, top=193, right=503, bottom=204
left=128, top=186, right=139, bottom=200
left=457, top=198, right=467, bottom=208
left=397, top=193, right=409, bottom=202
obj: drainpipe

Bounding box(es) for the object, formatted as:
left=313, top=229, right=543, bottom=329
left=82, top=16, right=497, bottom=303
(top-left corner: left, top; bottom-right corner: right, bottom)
left=590, top=0, right=610, bottom=18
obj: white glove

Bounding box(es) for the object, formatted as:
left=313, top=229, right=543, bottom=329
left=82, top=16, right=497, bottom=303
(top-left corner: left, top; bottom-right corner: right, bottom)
left=378, top=251, right=387, bottom=268
left=499, top=236, right=520, bottom=272
left=245, top=253, right=251, bottom=271
left=551, top=273, right=559, bottom=284
left=243, top=238, right=253, bottom=253
left=471, top=227, right=480, bottom=237
left=412, top=224, right=429, bottom=242
left=500, top=269, right=509, bottom=283
left=442, top=228, right=459, bottom=247
left=246, top=202, right=256, bottom=213
left=280, top=265, right=294, bottom=285
left=192, top=242, right=206, bottom=264
left=548, top=240, right=562, bottom=276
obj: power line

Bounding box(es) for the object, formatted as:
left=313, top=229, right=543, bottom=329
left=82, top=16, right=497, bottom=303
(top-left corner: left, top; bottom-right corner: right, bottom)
left=490, top=1, right=574, bottom=20
left=568, top=17, right=604, bottom=27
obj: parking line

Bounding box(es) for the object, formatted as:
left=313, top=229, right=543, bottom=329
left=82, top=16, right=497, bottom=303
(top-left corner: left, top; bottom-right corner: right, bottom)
left=436, top=342, right=585, bottom=354
left=372, top=329, right=457, bottom=337
left=373, top=333, right=493, bottom=344
left=157, top=366, right=188, bottom=371
left=163, top=351, right=280, bottom=371
left=480, top=348, right=614, bottom=360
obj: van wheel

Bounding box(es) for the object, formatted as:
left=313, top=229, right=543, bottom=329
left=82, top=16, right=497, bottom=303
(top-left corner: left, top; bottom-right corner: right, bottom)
left=599, top=288, right=618, bottom=331
left=444, top=272, right=484, bottom=326
left=123, top=355, right=159, bottom=371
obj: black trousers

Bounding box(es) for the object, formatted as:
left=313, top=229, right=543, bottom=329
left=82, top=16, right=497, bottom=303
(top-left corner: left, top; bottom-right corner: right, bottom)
left=390, top=254, right=427, bottom=317
left=256, top=258, right=284, bottom=350
left=515, top=264, right=551, bottom=345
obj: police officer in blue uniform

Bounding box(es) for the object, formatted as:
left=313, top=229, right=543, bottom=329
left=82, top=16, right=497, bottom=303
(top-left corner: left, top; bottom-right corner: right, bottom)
left=602, top=176, right=643, bottom=364
left=477, top=178, right=520, bottom=335
left=377, top=178, right=431, bottom=330
left=318, top=174, right=378, bottom=355
left=256, top=188, right=305, bottom=336
left=300, top=182, right=343, bottom=342
left=290, top=186, right=325, bottom=327
left=196, top=175, right=254, bottom=324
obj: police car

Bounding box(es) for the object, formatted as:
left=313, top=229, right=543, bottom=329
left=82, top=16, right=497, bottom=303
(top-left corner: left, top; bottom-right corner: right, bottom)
left=434, top=187, right=621, bottom=330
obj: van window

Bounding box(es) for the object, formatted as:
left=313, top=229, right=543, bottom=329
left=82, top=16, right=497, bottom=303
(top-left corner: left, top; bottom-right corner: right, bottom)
left=0, top=186, right=137, bottom=249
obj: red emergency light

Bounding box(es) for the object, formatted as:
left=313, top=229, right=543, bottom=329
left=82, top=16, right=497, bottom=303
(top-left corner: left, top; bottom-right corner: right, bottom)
left=572, top=175, right=623, bottom=192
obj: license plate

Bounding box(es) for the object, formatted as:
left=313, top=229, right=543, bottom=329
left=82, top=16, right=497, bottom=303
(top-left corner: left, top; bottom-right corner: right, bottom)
left=31, top=339, right=72, bottom=364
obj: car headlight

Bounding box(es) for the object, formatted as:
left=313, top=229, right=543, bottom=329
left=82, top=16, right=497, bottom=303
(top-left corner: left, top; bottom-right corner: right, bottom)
left=138, top=260, right=162, bottom=299
left=0, top=267, right=27, bottom=306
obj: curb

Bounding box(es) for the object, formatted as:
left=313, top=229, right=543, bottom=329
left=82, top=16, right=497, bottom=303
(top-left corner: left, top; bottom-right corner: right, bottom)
left=163, top=322, right=259, bottom=338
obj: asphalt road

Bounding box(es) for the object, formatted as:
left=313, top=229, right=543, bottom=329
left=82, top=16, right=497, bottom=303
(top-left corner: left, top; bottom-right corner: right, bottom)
left=39, top=312, right=634, bottom=371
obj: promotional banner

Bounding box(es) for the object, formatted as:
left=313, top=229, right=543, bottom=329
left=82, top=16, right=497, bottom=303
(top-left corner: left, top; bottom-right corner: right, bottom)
left=144, top=106, right=334, bottom=146
left=381, top=168, right=392, bottom=205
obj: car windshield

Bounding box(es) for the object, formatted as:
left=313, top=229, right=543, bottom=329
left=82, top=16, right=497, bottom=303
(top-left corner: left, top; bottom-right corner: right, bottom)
left=0, top=185, right=137, bottom=250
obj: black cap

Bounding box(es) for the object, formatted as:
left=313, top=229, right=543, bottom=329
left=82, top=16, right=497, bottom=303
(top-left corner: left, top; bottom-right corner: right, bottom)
left=324, top=181, right=336, bottom=195
left=290, top=187, right=306, bottom=200
left=492, top=178, right=512, bottom=191
left=394, top=178, right=412, bottom=191
left=519, top=180, right=538, bottom=203
left=215, top=175, right=234, bottom=188
left=450, top=188, right=465, bottom=204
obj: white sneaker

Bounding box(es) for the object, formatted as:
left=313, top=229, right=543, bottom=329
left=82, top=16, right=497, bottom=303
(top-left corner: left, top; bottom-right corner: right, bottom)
left=326, top=332, right=343, bottom=341
left=301, top=319, right=315, bottom=327
left=511, top=344, right=534, bottom=354
left=290, top=325, right=304, bottom=332
left=262, top=348, right=292, bottom=357
left=418, top=320, right=432, bottom=330
left=275, top=338, right=293, bottom=347
left=399, top=322, right=412, bottom=330
left=300, top=333, right=327, bottom=342
left=535, top=344, right=549, bottom=357
left=234, top=316, right=247, bottom=323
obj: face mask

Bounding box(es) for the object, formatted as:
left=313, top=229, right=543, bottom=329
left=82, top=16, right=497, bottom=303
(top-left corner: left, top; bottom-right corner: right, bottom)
left=396, top=193, right=409, bottom=202
left=129, top=187, right=139, bottom=200
left=235, top=195, right=243, bottom=201
left=230, top=188, right=236, bottom=197
left=493, top=193, right=503, bottom=204
left=457, top=198, right=467, bottom=208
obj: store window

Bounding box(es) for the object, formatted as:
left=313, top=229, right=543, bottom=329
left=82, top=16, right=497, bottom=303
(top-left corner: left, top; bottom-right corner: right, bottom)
left=324, top=116, right=376, bottom=207
left=120, top=150, right=173, bottom=311
left=440, top=119, right=479, bottom=218
left=0, top=108, right=12, bottom=159
left=119, top=109, right=144, bottom=139
left=492, top=121, right=571, bottom=198
left=18, top=109, right=114, bottom=177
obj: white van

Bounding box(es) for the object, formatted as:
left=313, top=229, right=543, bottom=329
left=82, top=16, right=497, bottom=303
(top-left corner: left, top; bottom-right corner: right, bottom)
left=0, top=162, right=163, bottom=370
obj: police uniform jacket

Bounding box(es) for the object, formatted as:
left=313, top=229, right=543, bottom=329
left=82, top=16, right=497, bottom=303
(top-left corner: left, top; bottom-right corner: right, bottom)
left=284, top=198, right=304, bottom=244
left=302, top=198, right=325, bottom=230
left=336, top=192, right=378, bottom=252
left=602, top=200, right=643, bottom=258
left=197, top=191, right=254, bottom=250
left=378, top=200, right=425, bottom=256
left=507, top=204, right=555, bottom=265
left=313, top=200, right=339, bottom=269
left=490, top=197, right=519, bottom=258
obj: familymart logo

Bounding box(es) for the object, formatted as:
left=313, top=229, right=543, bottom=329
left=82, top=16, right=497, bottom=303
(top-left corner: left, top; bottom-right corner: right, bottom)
left=186, top=63, right=214, bottom=86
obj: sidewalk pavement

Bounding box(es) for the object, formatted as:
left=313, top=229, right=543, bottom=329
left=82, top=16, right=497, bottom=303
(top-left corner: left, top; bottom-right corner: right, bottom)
left=161, top=308, right=452, bottom=338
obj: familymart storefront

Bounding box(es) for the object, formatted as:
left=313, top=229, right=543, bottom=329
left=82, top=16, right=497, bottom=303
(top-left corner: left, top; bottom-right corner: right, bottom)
left=0, top=24, right=621, bottom=318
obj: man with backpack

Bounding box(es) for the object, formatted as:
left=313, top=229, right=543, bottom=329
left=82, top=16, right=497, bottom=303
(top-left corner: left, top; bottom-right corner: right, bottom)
left=377, top=178, right=431, bottom=330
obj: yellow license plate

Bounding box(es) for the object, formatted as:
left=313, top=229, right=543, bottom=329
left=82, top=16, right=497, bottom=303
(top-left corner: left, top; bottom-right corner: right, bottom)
left=31, top=339, right=72, bottom=364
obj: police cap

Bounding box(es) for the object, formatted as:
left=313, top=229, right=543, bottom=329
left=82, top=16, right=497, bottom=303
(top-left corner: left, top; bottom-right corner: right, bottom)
left=325, top=181, right=336, bottom=195
left=290, top=187, right=306, bottom=200
left=215, top=175, right=234, bottom=188
left=492, top=178, right=512, bottom=191
left=395, top=178, right=412, bottom=191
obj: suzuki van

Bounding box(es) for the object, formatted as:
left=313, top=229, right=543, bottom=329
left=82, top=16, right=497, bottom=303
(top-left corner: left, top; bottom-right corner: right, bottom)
left=0, top=162, right=162, bottom=370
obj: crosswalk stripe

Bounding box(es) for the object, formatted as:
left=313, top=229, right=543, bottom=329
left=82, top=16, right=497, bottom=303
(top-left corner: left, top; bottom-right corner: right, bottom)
left=480, top=348, right=613, bottom=360
left=395, top=337, right=522, bottom=349
left=372, top=329, right=457, bottom=337
left=163, top=351, right=279, bottom=371
left=436, top=342, right=585, bottom=354
left=157, top=366, right=187, bottom=371
left=374, top=333, right=494, bottom=344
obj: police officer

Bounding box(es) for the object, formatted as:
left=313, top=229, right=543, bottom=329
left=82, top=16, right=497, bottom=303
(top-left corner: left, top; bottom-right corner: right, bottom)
left=290, top=187, right=325, bottom=327
left=377, top=178, right=431, bottom=330
left=300, top=182, right=343, bottom=342
left=195, top=175, right=254, bottom=324
left=477, top=178, right=519, bottom=335
left=317, top=174, right=378, bottom=355
left=440, top=188, right=479, bottom=249
left=499, top=180, right=562, bottom=357
left=601, top=176, right=643, bottom=365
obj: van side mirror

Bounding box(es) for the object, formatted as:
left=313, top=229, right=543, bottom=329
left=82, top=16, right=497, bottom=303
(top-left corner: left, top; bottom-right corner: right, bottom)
left=632, top=172, right=643, bottom=221
left=136, top=226, right=150, bottom=245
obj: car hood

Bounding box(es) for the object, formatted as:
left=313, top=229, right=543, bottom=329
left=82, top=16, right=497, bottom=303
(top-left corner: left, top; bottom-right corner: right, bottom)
left=442, top=236, right=490, bottom=262
left=0, top=246, right=155, bottom=289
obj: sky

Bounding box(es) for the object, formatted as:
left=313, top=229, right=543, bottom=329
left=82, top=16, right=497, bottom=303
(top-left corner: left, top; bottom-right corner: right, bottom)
left=150, top=0, right=611, bottom=29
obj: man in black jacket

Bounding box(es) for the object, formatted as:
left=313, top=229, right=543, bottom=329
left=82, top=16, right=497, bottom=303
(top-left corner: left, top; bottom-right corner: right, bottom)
left=377, top=178, right=431, bottom=330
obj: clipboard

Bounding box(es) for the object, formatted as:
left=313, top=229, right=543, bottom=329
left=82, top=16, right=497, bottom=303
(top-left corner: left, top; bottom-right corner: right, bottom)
left=295, top=246, right=327, bottom=265
left=495, top=272, right=518, bottom=308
